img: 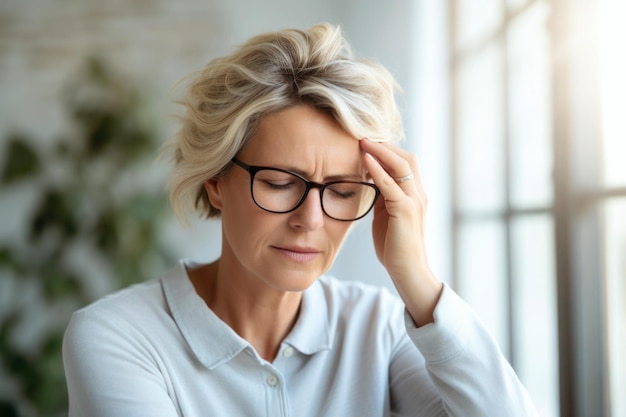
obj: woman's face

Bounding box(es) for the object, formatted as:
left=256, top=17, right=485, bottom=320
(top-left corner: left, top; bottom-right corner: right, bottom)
left=206, top=104, right=365, bottom=292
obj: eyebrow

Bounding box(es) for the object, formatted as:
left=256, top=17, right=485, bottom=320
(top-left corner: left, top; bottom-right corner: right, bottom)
left=276, top=165, right=366, bottom=182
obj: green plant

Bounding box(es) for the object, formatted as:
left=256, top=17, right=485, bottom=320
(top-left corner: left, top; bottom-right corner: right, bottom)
left=0, top=57, right=173, bottom=416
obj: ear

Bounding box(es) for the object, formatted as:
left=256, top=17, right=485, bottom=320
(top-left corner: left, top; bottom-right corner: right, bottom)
left=204, top=179, right=223, bottom=210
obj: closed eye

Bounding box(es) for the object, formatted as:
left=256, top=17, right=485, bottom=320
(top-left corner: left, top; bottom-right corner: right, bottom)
left=327, top=186, right=358, bottom=199
left=262, top=180, right=297, bottom=190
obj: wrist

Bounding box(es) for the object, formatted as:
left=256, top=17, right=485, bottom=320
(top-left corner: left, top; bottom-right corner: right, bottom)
left=391, top=267, right=443, bottom=327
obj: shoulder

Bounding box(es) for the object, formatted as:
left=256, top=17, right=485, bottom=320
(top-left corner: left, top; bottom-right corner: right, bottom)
left=64, top=263, right=188, bottom=347
left=71, top=278, right=166, bottom=329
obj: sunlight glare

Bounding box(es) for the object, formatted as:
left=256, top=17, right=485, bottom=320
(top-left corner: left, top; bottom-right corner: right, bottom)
left=599, top=0, right=626, bottom=187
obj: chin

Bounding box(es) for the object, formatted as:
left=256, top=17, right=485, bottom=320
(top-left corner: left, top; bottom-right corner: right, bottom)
left=268, top=268, right=324, bottom=292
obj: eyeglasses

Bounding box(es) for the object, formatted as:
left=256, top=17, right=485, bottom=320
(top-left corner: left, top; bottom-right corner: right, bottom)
left=231, top=158, right=380, bottom=221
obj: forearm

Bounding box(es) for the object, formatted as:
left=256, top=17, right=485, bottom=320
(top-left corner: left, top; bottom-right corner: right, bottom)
left=406, top=285, right=538, bottom=416
left=390, top=265, right=443, bottom=327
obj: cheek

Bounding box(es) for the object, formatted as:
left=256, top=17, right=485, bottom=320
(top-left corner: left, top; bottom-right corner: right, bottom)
left=222, top=199, right=259, bottom=238
left=219, top=180, right=256, bottom=221
left=326, top=222, right=353, bottom=254
left=221, top=192, right=280, bottom=251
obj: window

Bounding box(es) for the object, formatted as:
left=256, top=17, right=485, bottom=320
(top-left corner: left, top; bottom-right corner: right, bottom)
left=450, top=0, right=558, bottom=415
left=449, top=0, right=626, bottom=415
left=598, top=1, right=626, bottom=416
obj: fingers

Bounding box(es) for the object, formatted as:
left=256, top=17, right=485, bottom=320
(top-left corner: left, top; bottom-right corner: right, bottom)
left=363, top=153, right=405, bottom=203
left=360, top=139, right=425, bottom=200
left=361, top=139, right=411, bottom=178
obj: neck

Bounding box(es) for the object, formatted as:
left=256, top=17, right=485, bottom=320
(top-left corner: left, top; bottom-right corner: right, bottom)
left=188, top=258, right=302, bottom=362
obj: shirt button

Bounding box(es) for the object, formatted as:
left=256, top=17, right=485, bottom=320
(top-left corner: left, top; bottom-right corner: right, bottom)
left=266, top=374, right=279, bottom=387
left=283, top=347, right=294, bottom=358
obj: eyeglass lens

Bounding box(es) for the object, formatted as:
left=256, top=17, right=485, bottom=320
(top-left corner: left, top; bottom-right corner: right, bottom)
left=251, top=169, right=377, bottom=221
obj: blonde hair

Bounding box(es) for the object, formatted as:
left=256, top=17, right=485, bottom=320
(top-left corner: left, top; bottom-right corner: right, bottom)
left=163, top=22, right=403, bottom=221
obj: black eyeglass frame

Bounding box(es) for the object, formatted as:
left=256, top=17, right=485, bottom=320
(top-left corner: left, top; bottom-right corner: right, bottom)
left=231, top=158, right=380, bottom=222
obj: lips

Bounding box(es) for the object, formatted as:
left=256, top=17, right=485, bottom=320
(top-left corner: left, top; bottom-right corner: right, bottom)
left=272, top=246, right=321, bottom=263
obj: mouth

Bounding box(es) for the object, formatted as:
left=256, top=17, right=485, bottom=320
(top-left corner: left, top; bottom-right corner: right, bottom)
left=271, top=246, right=321, bottom=263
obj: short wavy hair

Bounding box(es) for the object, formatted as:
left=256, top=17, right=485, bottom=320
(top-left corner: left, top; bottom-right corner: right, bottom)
left=163, top=22, right=404, bottom=221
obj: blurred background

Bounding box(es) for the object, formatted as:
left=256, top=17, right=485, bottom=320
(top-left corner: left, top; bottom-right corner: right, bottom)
left=0, top=0, right=623, bottom=416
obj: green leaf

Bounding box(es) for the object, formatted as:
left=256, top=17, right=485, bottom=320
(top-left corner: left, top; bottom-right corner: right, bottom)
left=29, top=189, right=79, bottom=241
left=0, top=312, right=20, bottom=355
left=0, top=135, right=40, bottom=183
left=30, top=333, right=69, bottom=414
left=0, top=247, right=12, bottom=266
left=42, top=268, right=82, bottom=299
left=94, top=211, right=119, bottom=252
left=0, top=401, right=19, bottom=417
left=87, top=115, right=117, bottom=155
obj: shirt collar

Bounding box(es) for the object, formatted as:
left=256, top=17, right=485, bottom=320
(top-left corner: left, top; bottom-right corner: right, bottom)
left=161, top=261, right=332, bottom=370
left=162, top=261, right=248, bottom=370
left=283, top=275, right=332, bottom=355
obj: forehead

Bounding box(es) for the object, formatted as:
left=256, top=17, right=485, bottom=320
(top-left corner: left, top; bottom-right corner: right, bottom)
left=239, top=105, right=362, bottom=170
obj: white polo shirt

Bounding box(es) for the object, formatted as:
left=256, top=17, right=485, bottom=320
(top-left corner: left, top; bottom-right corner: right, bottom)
left=63, top=261, right=537, bottom=416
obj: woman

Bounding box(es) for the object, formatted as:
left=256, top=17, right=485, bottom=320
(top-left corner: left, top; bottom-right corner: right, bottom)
left=63, top=23, right=537, bottom=416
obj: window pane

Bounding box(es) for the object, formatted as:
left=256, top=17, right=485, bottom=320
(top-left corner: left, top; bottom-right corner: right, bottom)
left=457, top=43, right=506, bottom=212
left=455, top=0, right=502, bottom=51
left=508, top=2, right=553, bottom=208
left=604, top=198, right=626, bottom=417
left=599, top=0, right=626, bottom=186
left=457, top=220, right=509, bottom=355
left=511, top=215, right=559, bottom=417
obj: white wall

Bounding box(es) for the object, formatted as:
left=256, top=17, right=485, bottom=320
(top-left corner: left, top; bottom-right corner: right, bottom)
left=0, top=0, right=450, bottom=291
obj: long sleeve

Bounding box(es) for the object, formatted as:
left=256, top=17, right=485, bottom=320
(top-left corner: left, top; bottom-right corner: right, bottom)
left=63, top=306, right=180, bottom=417
left=390, top=284, right=538, bottom=416
left=62, top=266, right=538, bottom=417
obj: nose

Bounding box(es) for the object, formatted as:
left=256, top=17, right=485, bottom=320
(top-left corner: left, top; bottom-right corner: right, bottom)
left=288, top=188, right=324, bottom=230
